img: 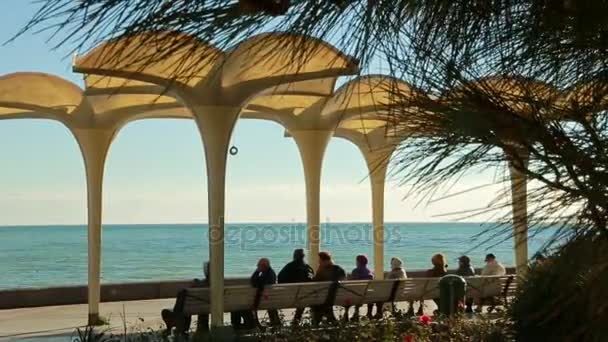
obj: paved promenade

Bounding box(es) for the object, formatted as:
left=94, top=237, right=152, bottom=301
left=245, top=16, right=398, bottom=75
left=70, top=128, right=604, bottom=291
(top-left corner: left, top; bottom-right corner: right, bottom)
left=0, top=299, right=436, bottom=341
left=0, top=299, right=176, bottom=341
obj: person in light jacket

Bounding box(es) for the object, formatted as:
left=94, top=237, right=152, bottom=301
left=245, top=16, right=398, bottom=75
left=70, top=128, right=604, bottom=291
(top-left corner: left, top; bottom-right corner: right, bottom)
left=387, top=257, right=407, bottom=280
left=476, top=253, right=506, bottom=312
left=384, top=257, right=407, bottom=317
left=481, top=253, right=506, bottom=276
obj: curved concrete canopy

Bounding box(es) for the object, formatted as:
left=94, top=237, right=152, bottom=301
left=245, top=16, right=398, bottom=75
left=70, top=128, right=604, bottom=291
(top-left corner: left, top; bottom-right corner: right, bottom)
left=74, top=31, right=358, bottom=107
left=562, top=81, right=608, bottom=112
left=445, top=76, right=561, bottom=117
left=76, top=31, right=223, bottom=87
left=0, top=72, right=87, bottom=121
left=222, top=32, right=357, bottom=88
left=322, top=75, right=419, bottom=121
left=0, top=72, right=193, bottom=129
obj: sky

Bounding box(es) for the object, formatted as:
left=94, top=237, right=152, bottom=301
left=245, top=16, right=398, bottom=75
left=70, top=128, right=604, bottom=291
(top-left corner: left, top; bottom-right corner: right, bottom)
left=0, top=2, right=507, bottom=225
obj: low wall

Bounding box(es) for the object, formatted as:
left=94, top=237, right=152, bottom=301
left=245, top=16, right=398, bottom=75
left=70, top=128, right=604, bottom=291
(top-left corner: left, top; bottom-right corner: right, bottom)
left=0, top=267, right=514, bottom=310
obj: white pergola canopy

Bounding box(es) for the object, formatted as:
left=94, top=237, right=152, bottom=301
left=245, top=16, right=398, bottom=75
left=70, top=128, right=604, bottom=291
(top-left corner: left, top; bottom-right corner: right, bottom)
left=2, top=31, right=587, bottom=327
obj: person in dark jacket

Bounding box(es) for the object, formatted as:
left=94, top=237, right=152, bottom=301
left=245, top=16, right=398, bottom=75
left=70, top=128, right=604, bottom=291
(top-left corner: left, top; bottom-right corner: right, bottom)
left=456, top=255, right=475, bottom=313
left=426, top=253, right=448, bottom=277
left=425, top=253, right=448, bottom=314
left=278, top=249, right=314, bottom=283
left=456, top=255, right=476, bottom=277
left=162, top=262, right=210, bottom=336
left=311, top=251, right=346, bottom=325
left=251, top=258, right=281, bottom=327
left=347, top=255, right=374, bottom=320
left=277, top=249, right=314, bottom=324
left=313, top=251, right=346, bottom=282
left=231, top=258, right=280, bottom=329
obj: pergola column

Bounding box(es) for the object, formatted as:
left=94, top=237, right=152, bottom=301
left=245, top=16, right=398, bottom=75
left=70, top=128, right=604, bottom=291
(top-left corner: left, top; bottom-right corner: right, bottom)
left=363, top=150, right=392, bottom=280
left=508, top=151, right=529, bottom=278
left=191, top=105, right=241, bottom=327
left=291, top=130, right=333, bottom=271
left=72, top=128, right=115, bottom=326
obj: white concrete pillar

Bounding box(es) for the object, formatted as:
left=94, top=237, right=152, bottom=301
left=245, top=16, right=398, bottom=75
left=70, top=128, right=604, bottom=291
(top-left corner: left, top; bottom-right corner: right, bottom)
left=72, top=128, right=115, bottom=326
left=363, top=151, right=391, bottom=280
left=291, top=130, right=333, bottom=272
left=508, top=152, right=529, bottom=278
left=191, top=106, right=241, bottom=327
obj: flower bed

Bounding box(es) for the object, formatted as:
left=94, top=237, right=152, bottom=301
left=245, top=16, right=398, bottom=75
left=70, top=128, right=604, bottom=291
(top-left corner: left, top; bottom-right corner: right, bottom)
left=253, top=313, right=514, bottom=342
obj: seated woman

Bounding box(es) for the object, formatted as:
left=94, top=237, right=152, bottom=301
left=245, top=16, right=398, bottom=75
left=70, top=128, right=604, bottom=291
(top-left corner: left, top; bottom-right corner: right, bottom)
left=311, top=251, right=346, bottom=325
left=424, top=253, right=448, bottom=314
left=378, top=257, right=408, bottom=317
left=456, top=255, right=476, bottom=313
left=346, top=255, right=374, bottom=321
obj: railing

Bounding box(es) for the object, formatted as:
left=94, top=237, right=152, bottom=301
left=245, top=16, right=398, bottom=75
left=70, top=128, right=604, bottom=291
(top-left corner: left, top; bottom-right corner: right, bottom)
left=0, top=267, right=514, bottom=310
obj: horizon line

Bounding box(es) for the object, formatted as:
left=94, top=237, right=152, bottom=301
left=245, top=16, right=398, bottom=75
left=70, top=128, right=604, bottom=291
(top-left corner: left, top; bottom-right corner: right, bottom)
left=0, top=221, right=490, bottom=228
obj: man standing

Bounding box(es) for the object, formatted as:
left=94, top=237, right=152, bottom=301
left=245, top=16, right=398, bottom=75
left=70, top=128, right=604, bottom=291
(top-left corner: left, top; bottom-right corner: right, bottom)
left=277, top=249, right=314, bottom=324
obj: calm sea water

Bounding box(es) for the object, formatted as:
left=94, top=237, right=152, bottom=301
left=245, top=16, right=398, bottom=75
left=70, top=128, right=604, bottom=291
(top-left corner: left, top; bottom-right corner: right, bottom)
left=0, top=223, right=552, bottom=290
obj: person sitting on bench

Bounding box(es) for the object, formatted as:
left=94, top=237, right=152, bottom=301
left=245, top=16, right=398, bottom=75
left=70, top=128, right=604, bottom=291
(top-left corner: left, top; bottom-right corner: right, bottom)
left=161, top=262, right=210, bottom=336
left=456, top=255, right=476, bottom=313
left=311, top=251, right=346, bottom=325
left=425, top=253, right=448, bottom=314
left=347, top=254, right=374, bottom=321
left=277, top=249, right=314, bottom=324
left=251, top=257, right=281, bottom=327
left=475, top=253, right=506, bottom=312
left=231, top=258, right=281, bottom=329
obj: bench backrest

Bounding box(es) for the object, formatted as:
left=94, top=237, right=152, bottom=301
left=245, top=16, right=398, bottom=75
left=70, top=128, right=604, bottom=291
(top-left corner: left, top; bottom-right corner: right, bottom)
left=181, top=275, right=516, bottom=315
left=394, top=278, right=440, bottom=302
left=465, top=275, right=516, bottom=298
left=257, top=282, right=331, bottom=310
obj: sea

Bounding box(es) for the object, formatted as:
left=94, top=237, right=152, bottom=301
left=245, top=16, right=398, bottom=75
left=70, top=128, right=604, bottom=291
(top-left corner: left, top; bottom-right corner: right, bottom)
left=0, top=222, right=554, bottom=290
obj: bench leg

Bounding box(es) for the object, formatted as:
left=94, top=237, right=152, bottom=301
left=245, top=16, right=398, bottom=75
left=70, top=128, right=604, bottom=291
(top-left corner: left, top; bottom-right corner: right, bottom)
left=161, top=309, right=175, bottom=334
left=292, top=308, right=305, bottom=325
left=175, top=314, right=191, bottom=337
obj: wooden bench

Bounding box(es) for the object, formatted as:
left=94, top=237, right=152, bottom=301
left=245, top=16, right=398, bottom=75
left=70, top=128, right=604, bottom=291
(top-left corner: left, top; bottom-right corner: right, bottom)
left=465, top=275, right=517, bottom=312
left=175, top=275, right=516, bottom=322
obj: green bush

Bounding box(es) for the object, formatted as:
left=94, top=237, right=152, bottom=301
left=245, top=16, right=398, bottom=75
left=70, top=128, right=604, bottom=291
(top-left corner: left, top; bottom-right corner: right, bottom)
left=510, top=234, right=608, bottom=342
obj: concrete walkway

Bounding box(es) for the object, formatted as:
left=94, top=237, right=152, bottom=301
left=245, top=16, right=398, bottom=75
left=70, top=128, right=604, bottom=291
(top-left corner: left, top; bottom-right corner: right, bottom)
left=0, top=299, right=176, bottom=341
left=0, top=300, right=437, bottom=341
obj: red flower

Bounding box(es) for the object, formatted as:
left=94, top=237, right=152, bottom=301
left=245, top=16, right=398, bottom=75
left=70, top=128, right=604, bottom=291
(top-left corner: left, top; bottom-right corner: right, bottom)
left=403, top=334, right=414, bottom=342
left=419, top=314, right=432, bottom=326
left=344, top=298, right=352, bottom=306
left=457, top=300, right=465, bottom=310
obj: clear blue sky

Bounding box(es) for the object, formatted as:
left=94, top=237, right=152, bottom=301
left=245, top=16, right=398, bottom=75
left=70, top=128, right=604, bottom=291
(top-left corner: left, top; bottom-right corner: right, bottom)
left=0, top=1, right=504, bottom=225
